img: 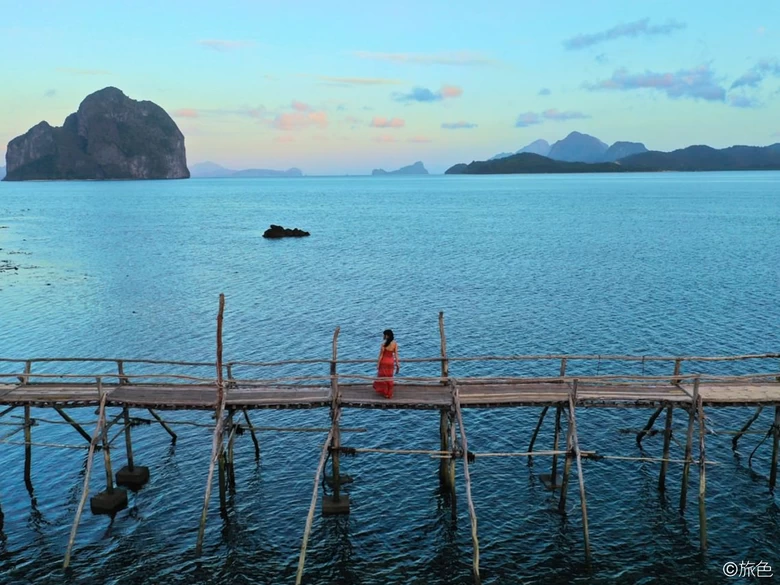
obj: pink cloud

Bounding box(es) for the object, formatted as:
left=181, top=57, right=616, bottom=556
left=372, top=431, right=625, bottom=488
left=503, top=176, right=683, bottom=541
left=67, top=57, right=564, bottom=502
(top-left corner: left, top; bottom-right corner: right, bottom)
left=370, top=116, right=405, bottom=129
left=291, top=100, right=311, bottom=112
left=408, top=136, right=432, bottom=143
left=440, top=85, right=463, bottom=98
left=274, top=134, right=295, bottom=143
left=173, top=108, right=199, bottom=118
left=374, top=135, right=397, bottom=143
left=272, top=110, right=328, bottom=131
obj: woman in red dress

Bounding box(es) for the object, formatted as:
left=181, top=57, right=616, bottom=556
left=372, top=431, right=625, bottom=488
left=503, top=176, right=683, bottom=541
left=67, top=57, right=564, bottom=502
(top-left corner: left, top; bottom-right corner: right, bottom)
left=373, top=329, right=399, bottom=398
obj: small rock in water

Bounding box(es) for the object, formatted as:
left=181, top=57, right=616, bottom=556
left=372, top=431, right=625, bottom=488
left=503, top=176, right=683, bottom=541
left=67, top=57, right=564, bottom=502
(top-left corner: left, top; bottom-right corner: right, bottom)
left=262, top=224, right=310, bottom=239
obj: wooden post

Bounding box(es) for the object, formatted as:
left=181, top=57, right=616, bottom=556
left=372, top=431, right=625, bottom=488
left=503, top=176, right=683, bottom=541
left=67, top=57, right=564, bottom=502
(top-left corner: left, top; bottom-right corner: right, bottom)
left=732, top=406, right=763, bottom=450
left=568, top=380, right=591, bottom=563
left=439, top=409, right=451, bottom=489
left=672, top=358, right=682, bottom=385
left=697, top=394, right=707, bottom=550
left=448, top=409, right=458, bottom=520
left=218, top=449, right=227, bottom=511
left=637, top=407, right=664, bottom=447
left=53, top=407, right=92, bottom=444
left=100, top=381, right=114, bottom=494
left=18, top=360, right=31, bottom=385
left=147, top=408, right=177, bottom=442
left=24, top=405, right=32, bottom=492
left=769, top=406, right=780, bottom=491
left=559, top=358, right=567, bottom=378
left=439, top=311, right=449, bottom=384
left=558, top=405, right=574, bottom=513
left=243, top=409, right=260, bottom=460
left=63, top=391, right=109, bottom=568
left=195, top=293, right=227, bottom=555
left=226, top=410, right=236, bottom=490
left=331, top=327, right=342, bottom=503
left=680, top=379, right=699, bottom=513
left=123, top=406, right=134, bottom=471
left=117, top=360, right=130, bottom=385
left=658, top=406, right=673, bottom=491
left=551, top=406, right=562, bottom=488
left=452, top=383, right=481, bottom=584
left=527, top=406, right=549, bottom=466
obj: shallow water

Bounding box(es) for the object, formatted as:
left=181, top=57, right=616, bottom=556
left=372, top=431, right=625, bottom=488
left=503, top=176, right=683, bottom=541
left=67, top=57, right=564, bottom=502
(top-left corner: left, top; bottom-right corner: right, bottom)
left=0, top=173, right=778, bottom=584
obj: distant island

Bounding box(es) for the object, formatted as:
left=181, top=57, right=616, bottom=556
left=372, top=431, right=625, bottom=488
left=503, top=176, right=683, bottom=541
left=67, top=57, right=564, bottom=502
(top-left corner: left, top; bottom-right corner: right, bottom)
left=3, top=87, right=189, bottom=181
left=0, top=166, right=5, bottom=180
left=190, top=161, right=303, bottom=178
left=372, top=161, right=429, bottom=176
left=448, top=132, right=780, bottom=174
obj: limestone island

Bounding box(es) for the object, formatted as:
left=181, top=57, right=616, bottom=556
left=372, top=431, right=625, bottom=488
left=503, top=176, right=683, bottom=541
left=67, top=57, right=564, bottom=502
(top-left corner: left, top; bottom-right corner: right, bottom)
left=262, top=225, right=310, bottom=239
left=371, top=161, right=429, bottom=176
left=3, top=87, right=189, bottom=181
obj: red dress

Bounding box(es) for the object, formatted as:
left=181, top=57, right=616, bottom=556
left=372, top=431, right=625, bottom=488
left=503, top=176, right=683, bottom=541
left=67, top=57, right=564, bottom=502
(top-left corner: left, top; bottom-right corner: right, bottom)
left=373, top=344, right=396, bottom=398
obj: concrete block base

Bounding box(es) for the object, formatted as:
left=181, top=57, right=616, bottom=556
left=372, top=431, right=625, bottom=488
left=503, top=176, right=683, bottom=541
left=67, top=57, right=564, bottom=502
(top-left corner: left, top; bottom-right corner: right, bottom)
left=322, top=494, right=350, bottom=515
left=116, top=465, right=150, bottom=490
left=539, top=473, right=563, bottom=491
left=90, top=488, right=128, bottom=516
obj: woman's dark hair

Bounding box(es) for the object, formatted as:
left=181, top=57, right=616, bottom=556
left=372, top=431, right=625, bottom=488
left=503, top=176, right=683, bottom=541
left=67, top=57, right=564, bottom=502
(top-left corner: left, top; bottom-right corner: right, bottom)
left=383, top=329, right=394, bottom=347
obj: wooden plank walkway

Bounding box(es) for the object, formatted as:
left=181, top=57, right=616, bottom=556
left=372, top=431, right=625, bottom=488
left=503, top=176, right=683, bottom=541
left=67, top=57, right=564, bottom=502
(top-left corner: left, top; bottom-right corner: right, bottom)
left=1, top=380, right=779, bottom=409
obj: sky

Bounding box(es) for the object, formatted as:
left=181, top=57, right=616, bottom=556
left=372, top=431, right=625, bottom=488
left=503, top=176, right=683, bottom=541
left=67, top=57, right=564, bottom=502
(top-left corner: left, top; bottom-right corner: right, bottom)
left=1, top=0, right=779, bottom=175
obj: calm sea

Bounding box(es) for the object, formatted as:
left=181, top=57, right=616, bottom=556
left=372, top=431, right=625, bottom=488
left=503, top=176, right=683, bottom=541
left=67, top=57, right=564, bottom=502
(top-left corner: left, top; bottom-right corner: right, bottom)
left=0, top=173, right=778, bottom=584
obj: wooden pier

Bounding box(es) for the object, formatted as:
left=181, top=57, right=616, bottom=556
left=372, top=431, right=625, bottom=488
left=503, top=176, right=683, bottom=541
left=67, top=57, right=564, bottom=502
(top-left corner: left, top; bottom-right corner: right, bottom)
left=1, top=296, right=779, bottom=583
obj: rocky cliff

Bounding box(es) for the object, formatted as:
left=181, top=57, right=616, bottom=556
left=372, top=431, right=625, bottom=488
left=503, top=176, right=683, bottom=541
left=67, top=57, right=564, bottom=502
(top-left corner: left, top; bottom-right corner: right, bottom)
left=372, top=161, right=429, bottom=176
left=4, top=87, right=189, bottom=181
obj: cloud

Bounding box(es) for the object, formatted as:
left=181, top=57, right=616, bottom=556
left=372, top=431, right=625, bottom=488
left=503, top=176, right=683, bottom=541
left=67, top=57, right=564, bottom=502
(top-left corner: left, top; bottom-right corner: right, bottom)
left=274, top=134, right=295, bottom=143
left=729, top=94, right=760, bottom=108
left=370, top=116, right=405, bottom=128
left=272, top=111, right=328, bottom=131
left=563, top=18, right=686, bottom=50
left=515, top=112, right=543, bottom=127
left=441, top=121, right=478, bottom=129
left=730, top=58, right=780, bottom=89
left=584, top=64, right=726, bottom=101
left=56, top=67, right=110, bottom=75
left=197, top=40, right=254, bottom=52
left=352, top=51, right=495, bottom=66
left=542, top=109, right=590, bottom=121
left=291, top=100, right=311, bottom=112
left=173, top=108, right=200, bottom=118
left=393, top=84, right=463, bottom=103
left=43, top=89, right=56, bottom=98
left=317, top=75, right=401, bottom=86
left=408, top=136, right=432, bottom=143
left=374, top=135, right=397, bottom=143
left=538, top=88, right=551, bottom=96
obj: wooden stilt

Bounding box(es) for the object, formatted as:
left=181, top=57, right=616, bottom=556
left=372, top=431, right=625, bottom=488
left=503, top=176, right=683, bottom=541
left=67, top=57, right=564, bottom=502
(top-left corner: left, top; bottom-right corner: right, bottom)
left=24, top=405, right=32, bottom=492
left=658, top=406, right=673, bottom=491
left=226, top=410, right=236, bottom=490
left=697, top=394, right=707, bottom=550
left=323, top=327, right=348, bottom=515
left=101, top=402, right=114, bottom=494
left=558, top=405, right=574, bottom=513
left=732, top=406, right=763, bottom=450
left=439, top=311, right=449, bottom=384
left=53, top=406, right=92, bottom=444
left=551, top=406, right=562, bottom=487
left=439, top=409, right=450, bottom=488
left=295, top=429, right=334, bottom=585
left=568, top=381, right=591, bottom=563
left=147, top=408, right=177, bottom=442
left=672, top=358, right=682, bottom=385
left=527, top=406, right=549, bottom=466
left=769, top=406, right=780, bottom=491
left=680, top=379, right=699, bottom=513
left=195, top=293, right=227, bottom=556
left=218, top=450, right=227, bottom=511
left=0, top=405, right=16, bottom=419
left=448, top=409, right=458, bottom=520
left=63, top=390, right=109, bottom=569
left=637, top=406, right=664, bottom=447
left=242, top=408, right=260, bottom=460
left=122, top=406, right=134, bottom=471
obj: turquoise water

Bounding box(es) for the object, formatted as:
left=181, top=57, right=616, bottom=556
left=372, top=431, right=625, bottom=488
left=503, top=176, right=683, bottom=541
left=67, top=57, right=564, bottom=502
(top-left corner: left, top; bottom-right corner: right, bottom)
left=0, top=173, right=778, bottom=584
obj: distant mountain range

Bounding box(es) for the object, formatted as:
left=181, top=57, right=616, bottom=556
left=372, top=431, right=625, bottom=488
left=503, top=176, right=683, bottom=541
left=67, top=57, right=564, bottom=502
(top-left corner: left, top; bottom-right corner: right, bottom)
left=191, top=161, right=303, bottom=178
left=490, top=132, right=648, bottom=164
left=449, top=132, right=780, bottom=174
left=372, top=161, right=429, bottom=176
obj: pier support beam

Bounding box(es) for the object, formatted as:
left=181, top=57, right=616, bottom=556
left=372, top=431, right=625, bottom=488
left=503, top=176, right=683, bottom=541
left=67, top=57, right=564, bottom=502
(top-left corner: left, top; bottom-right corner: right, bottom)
left=24, top=405, right=32, bottom=493
left=91, top=384, right=128, bottom=516
left=323, top=326, right=349, bottom=515
left=116, top=406, right=150, bottom=490
left=541, top=406, right=563, bottom=490
left=732, top=406, right=763, bottom=451
left=527, top=406, right=548, bottom=467
left=680, top=380, right=699, bottom=514
left=558, top=408, right=574, bottom=513
left=637, top=407, right=664, bottom=447
left=568, top=381, right=591, bottom=563
left=658, top=406, right=673, bottom=491
left=769, top=406, right=780, bottom=492
left=243, top=409, right=260, bottom=460
left=697, top=394, right=708, bottom=551
left=53, top=407, right=92, bottom=444
left=226, top=410, right=236, bottom=491
left=147, top=408, right=177, bottom=443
